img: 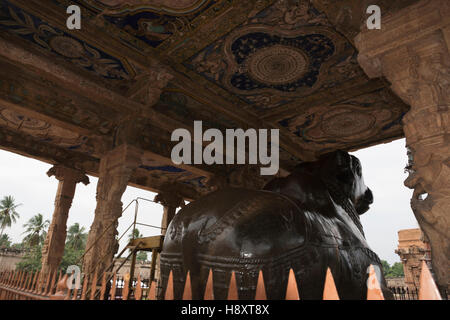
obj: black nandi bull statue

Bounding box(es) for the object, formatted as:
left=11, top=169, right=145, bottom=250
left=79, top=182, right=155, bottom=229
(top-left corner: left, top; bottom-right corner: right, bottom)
left=159, top=151, right=393, bottom=299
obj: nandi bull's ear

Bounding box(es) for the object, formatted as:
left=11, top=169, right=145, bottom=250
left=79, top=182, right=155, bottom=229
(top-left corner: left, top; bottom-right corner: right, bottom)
left=320, top=150, right=352, bottom=171
left=333, top=150, right=352, bottom=169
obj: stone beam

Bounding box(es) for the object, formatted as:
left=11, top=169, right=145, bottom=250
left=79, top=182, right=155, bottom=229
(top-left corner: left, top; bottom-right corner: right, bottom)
left=0, top=33, right=180, bottom=134
left=0, top=122, right=203, bottom=202
left=261, top=77, right=388, bottom=122
left=0, top=125, right=99, bottom=173
left=0, top=35, right=247, bottom=176
left=355, top=0, right=450, bottom=291
left=41, top=165, right=89, bottom=275
left=311, top=0, right=420, bottom=45
left=0, top=56, right=118, bottom=138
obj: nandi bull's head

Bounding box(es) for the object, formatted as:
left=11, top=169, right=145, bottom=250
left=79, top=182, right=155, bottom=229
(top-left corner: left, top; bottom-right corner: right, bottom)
left=319, top=150, right=373, bottom=215
left=264, top=150, right=373, bottom=216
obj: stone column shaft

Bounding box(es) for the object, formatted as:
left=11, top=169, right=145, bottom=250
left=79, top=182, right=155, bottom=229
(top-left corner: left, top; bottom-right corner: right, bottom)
left=82, top=144, right=142, bottom=275
left=355, top=0, right=450, bottom=291
left=41, top=165, right=89, bottom=275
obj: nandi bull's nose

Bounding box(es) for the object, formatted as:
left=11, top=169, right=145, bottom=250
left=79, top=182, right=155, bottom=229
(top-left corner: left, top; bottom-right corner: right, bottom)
left=365, top=189, right=373, bottom=204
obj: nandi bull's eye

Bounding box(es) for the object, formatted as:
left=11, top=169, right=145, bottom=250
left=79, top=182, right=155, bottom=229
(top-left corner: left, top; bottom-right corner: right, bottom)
left=337, top=168, right=353, bottom=182
left=350, top=156, right=362, bottom=177
left=354, top=163, right=362, bottom=176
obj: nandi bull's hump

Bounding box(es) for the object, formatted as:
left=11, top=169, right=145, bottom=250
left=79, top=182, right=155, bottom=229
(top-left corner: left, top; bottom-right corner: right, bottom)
left=163, top=188, right=308, bottom=261
left=160, top=188, right=314, bottom=299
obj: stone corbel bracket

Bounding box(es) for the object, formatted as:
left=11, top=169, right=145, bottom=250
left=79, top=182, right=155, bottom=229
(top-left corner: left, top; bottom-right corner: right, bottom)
left=46, top=164, right=90, bottom=185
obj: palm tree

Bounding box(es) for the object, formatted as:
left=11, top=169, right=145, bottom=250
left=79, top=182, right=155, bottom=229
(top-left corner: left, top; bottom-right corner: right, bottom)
left=0, top=234, right=11, bottom=248
left=22, top=213, right=50, bottom=247
left=0, top=195, right=21, bottom=237
left=66, top=223, right=87, bottom=250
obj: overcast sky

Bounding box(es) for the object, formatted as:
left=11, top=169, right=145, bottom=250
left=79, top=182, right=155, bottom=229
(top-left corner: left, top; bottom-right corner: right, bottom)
left=0, top=138, right=418, bottom=264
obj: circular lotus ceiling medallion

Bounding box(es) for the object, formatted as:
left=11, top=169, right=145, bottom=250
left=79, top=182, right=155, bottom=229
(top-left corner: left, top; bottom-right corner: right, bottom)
left=0, top=109, right=51, bottom=131
left=246, top=45, right=309, bottom=86
left=321, top=111, right=375, bottom=138
left=49, top=36, right=84, bottom=58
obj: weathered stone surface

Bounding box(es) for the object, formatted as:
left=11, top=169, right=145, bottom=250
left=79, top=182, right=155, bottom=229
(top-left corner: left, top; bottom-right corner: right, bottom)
left=41, top=165, right=89, bottom=275
left=396, top=228, right=432, bottom=290
left=356, top=0, right=450, bottom=291
left=82, top=144, right=143, bottom=275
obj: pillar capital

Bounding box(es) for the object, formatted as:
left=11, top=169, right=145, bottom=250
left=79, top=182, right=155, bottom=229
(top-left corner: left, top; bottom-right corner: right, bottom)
left=355, top=0, right=449, bottom=80
left=47, top=165, right=90, bottom=185
left=154, top=189, right=184, bottom=209
left=155, top=187, right=185, bottom=237
left=355, top=0, right=450, bottom=111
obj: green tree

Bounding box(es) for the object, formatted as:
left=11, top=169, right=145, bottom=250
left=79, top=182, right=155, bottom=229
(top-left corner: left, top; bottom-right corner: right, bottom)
left=0, top=234, right=11, bottom=248
left=16, top=244, right=42, bottom=272
left=128, top=228, right=143, bottom=241
left=381, top=260, right=391, bottom=273
left=128, top=228, right=147, bottom=262
left=0, top=195, right=21, bottom=237
left=136, top=251, right=147, bottom=262
left=59, top=245, right=85, bottom=273
left=381, top=259, right=405, bottom=278
left=22, top=213, right=50, bottom=247
left=66, top=223, right=87, bottom=250
left=10, top=242, right=24, bottom=251
left=17, top=222, right=87, bottom=273
left=389, top=262, right=405, bottom=277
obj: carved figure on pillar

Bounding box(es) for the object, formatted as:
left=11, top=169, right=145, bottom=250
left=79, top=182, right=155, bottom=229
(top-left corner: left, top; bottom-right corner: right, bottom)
left=41, top=165, right=89, bottom=276
left=355, top=0, right=450, bottom=291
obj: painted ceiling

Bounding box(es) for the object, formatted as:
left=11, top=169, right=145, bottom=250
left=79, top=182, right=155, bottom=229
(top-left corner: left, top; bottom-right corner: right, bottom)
left=0, top=0, right=412, bottom=198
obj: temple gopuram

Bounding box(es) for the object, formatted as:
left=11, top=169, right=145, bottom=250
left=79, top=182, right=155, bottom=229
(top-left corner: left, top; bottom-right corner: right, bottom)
left=0, top=0, right=448, bottom=301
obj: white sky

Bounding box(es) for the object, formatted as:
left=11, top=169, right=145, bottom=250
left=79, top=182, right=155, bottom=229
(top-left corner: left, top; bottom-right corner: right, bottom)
left=0, top=138, right=418, bottom=264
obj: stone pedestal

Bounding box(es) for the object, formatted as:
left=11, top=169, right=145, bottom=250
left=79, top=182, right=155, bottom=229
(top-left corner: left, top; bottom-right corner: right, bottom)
left=355, top=0, right=449, bottom=291
left=41, top=165, right=89, bottom=276
left=82, top=144, right=142, bottom=275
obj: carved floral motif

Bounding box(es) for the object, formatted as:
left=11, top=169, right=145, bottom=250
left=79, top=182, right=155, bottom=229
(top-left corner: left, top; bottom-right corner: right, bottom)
left=0, top=4, right=133, bottom=80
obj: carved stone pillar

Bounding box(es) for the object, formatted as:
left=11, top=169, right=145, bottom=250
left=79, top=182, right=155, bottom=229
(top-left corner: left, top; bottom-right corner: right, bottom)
left=355, top=0, right=450, bottom=291
left=82, top=144, right=142, bottom=275
left=154, top=191, right=184, bottom=236
left=41, top=165, right=89, bottom=275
